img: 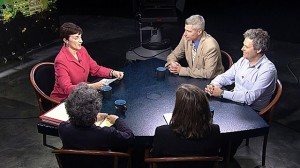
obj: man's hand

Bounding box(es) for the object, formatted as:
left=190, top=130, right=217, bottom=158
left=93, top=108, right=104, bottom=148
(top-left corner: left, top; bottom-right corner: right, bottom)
left=168, top=61, right=181, bottom=74
left=205, top=84, right=223, bottom=97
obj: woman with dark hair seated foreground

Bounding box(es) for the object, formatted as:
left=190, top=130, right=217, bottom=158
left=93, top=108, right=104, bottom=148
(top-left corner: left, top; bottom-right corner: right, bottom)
left=58, top=83, right=134, bottom=151
left=151, top=84, right=221, bottom=168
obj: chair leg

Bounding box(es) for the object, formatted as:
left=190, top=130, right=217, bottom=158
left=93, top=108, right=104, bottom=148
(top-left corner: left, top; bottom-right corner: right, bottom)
left=42, top=134, right=58, bottom=149
left=262, top=131, right=269, bottom=166
left=245, top=138, right=249, bottom=146
left=43, top=134, right=47, bottom=146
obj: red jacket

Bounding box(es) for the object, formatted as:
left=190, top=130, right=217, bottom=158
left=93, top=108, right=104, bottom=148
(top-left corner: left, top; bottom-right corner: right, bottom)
left=51, top=45, right=111, bottom=101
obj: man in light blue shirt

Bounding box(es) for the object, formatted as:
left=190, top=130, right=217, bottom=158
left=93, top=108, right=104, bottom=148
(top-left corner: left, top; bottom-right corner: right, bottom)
left=205, top=28, right=277, bottom=111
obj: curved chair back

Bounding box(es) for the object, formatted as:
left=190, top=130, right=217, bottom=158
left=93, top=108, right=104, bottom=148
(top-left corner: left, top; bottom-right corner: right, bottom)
left=30, top=62, right=59, bottom=115
left=245, top=79, right=282, bottom=140
left=144, top=149, right=223, bottom=168
left=259, top=79, right=283, bottom=123
left=53, top=149, right=131, bottom=168
left=221, top=50, right=233, bottom=70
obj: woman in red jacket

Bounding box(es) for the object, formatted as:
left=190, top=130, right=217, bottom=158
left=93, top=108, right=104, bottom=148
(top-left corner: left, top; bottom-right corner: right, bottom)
left=51, top=22, right=124, bottom=102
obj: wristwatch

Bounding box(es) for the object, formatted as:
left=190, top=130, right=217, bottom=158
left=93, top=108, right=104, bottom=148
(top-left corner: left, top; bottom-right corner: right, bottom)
left=220, top=90, right=224, bottom=98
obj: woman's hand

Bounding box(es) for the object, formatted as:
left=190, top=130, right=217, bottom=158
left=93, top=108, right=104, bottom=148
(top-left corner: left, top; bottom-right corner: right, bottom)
left=106, top=114, right=119, bottom=124
left=88, top=81, right=107, bottom=90
left=112, top=70, right=124, bottom=79
left=96, top=113, right=108, bottom=122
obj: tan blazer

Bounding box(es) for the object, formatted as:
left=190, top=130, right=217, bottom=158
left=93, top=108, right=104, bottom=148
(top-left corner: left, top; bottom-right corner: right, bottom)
left=166, top=31, right=224, bottom=79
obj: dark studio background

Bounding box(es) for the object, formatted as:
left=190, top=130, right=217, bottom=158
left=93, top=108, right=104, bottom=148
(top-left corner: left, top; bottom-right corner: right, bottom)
left=57, top=0, right=300, bottom=43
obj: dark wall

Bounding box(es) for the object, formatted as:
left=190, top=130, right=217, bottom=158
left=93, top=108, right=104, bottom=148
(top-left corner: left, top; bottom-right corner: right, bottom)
left=183, top=0, right=300, bottom=43
left=57, top=0, right=300, bottom=43
left=57, top=0, right=137, bottom=17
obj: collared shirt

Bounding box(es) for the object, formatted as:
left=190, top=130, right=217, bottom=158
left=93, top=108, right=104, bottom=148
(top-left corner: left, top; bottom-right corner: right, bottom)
left=193, top=39, right=200, bottom=49
left=192, top=39, right=200, bottom=64
left=211, top=55, right=277, bottom=111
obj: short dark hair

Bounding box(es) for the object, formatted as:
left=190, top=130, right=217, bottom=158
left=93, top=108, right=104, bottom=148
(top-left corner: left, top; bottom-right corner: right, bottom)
left=243, top=28, right=270, bottom=54
left=170, top=84, right=212, bottom=139
left=59, top=22, right=83, bottom=40
left=65, top=83, right=102, bottom=127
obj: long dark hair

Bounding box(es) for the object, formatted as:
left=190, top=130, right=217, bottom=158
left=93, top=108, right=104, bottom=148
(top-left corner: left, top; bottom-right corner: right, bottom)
left=170, top=84, right=212, bottom=139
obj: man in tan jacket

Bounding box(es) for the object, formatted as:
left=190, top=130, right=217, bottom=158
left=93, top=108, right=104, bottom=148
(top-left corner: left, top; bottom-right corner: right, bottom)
left=165, top=15, right=224, bottom=79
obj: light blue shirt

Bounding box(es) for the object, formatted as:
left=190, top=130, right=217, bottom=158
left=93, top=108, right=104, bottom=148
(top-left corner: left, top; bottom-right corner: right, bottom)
left=193, top=39, right=200, bottom=50
left=211, top=55, right=277, bottom=111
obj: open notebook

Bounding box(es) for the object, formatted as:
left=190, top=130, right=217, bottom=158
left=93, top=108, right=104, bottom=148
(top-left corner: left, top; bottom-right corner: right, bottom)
left=163, top=112, right=173, bottom=125
left=40, top=102, right=112, bottom=127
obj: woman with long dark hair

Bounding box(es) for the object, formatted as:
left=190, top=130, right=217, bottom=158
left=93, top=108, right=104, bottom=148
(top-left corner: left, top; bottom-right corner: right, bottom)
left=151, top=84, right=221, bottom=161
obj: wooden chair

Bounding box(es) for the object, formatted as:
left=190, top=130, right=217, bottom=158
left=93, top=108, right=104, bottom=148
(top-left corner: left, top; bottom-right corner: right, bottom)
left=30, top=62, right=60, bottom=115
left=144, top=149, right=223, bottom=168
left=30, top=62, right=60, bottom=148
left=221, top=50, right=233, bottom=70
left=220, top=50, right=235, bottom=91
left=258, top=79, right=283, bottom=123
left=246, top=79, right=283, bottom=145
left=53, top=149, right=131, bottom=168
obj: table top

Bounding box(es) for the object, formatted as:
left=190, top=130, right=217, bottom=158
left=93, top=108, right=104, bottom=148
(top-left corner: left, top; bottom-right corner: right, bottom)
left=100, top=58, right=269, bottom=138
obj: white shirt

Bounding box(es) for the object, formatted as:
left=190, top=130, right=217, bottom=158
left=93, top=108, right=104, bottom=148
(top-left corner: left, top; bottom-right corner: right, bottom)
left=211, top=55, right=277, bottom=111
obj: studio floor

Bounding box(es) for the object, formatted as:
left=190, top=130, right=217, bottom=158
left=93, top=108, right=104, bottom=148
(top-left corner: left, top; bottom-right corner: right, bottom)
left=1, top=14, right=300, bottom=168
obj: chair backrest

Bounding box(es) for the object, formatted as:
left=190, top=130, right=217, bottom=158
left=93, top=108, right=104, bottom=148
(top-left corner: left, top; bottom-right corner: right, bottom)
left=52, top=149, right=131, bottom=168
left=30, top=62, right=59, bottom=115
left=221, top=50, right=233, bottom=70
left=144, top=149, right=223, bottom=168
left=259, top=79, right=283, bottom=123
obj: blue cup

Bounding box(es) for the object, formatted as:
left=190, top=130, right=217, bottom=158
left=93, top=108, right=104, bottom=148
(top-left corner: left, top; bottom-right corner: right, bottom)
left=114, top=99, right=127, bottom=113
left=156, top=67, right=167, bottom=80
left=100, top=86, right=112, bottom=99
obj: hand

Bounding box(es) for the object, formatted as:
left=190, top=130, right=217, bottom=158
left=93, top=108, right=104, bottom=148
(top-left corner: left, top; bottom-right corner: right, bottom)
left=106, top=115, right=119, bottom=124
left=205, top=84, right=215, bottom=96
left=96, top=113, right=108, bottom=122
left=89, top=81, right=108, bottom=90
left=168, top=62, right=181, bottom=74
left=112, top=70, right=124, bottom=79
left=205, top=84, right=222, bottom=97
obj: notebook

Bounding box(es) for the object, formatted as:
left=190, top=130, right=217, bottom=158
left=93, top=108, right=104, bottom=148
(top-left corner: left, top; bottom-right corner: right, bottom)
left=163, top=112, right=173, bottom=125
left=40, top=102, right=112, bottom=127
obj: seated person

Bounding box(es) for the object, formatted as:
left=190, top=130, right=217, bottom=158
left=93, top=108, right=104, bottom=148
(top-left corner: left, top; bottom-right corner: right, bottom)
left=205, top=28, right=277, bottom=112
left=51, top=22, right=124, bottom=102
left=58, top=83, right=134, bottom=151
left=165, top=15, right=224, bottom=79
left=150, top=84, right=221, bottom=167
left=205, top=28, right=277, bottom=159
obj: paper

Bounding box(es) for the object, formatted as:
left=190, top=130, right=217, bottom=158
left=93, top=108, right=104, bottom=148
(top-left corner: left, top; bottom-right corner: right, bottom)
left=95, top=118, right=113, bottom=127
left=99, top=78, right=118, bottom=85
left=163, top=113, right=173, bottom=125
left=42, top=102, right=69, bottom=122
left=40, top=102, right=112, bottom=127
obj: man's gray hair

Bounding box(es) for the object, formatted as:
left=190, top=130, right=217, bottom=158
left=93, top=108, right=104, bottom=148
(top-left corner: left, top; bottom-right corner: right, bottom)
left=244, top=28, right=270, bottom=54
left=185, top=15, right=205, bottom=30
